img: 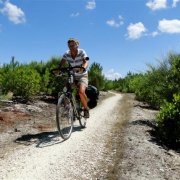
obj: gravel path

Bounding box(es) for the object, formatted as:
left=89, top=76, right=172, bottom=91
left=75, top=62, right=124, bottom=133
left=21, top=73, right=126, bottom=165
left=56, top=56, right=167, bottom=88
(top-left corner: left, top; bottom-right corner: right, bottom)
left=0, top=93, right=123, bottom=180
left=117, top=97, right=180, bottom=180
left=0, top=92, right=180, bottom=180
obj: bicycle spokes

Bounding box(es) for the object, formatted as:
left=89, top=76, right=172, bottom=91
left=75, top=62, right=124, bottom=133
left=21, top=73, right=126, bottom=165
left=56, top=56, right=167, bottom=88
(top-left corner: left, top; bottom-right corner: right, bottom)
left=56, top=95, right=73, bottom=140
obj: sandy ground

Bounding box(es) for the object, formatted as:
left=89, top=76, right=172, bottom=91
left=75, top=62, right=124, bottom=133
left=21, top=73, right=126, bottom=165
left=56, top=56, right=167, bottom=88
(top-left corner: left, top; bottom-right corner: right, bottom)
left=0, top=92, right=180, bottom=180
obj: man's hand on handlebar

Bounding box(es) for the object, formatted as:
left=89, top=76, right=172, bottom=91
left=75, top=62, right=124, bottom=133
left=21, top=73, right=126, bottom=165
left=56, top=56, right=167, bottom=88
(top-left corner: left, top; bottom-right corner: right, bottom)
left=51, top=66, right=86, bottom=77
left=51, top=68, right=61, bottom=76
left=78, top=67, right=86, bottom=73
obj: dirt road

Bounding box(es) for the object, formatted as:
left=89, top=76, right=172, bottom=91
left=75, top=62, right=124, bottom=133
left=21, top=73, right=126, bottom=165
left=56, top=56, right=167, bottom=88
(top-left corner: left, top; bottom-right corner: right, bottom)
left=0, top=92, right=180, bottom=180
left=0, top=92, right=123, bottom=179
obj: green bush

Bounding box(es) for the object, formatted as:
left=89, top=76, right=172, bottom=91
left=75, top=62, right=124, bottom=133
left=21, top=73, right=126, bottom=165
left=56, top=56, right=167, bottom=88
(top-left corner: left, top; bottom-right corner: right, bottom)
left=13, top=66, right=41, bottom=99
left=156, top=93, right=180, bottom=146
left=166, top=53, right=180, bottom=101
left=88, top=62, right=105, bottom=90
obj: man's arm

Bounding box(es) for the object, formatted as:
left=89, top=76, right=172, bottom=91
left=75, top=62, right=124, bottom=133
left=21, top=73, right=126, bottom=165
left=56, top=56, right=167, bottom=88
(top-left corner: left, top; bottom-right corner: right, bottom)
left=81, top=49, right=89, bottom=70
left=82, top=58, right=89, bottom=69
left=51, top=58, right=66, bottom=76
left=58, top=58, right=66, bottom=69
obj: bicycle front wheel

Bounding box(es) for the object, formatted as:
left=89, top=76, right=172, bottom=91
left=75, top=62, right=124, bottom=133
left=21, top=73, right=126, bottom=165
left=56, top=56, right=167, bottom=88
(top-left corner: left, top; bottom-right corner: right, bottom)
left=56, top=94, right=73, bottom=140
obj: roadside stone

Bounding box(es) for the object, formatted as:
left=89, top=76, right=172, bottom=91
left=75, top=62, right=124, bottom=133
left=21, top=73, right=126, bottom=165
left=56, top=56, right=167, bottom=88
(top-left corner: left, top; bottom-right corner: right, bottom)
left=34, top=102, right=48, bottom=108
left=14, top=104, right=27, bottom=113
left=2, top=107, right=14, bottom=112
left=26, top=105, right=42, bottom=112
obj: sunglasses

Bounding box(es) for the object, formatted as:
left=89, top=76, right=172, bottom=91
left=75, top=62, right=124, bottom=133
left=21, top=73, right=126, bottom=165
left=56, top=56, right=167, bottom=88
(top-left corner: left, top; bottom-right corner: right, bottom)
left=68, top=43, right=78, bottom=48
left=69, top=45, right=76, bottom=48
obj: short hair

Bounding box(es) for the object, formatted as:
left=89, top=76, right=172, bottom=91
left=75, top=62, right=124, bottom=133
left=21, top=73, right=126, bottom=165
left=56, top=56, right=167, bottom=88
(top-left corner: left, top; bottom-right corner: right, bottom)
left=67, top=38, right=79, bottom=46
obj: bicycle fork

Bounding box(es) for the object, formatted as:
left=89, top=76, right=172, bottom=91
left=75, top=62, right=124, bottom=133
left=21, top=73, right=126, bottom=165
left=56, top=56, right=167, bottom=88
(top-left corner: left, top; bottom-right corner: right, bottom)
left=70, top=95, right=77, bottom=120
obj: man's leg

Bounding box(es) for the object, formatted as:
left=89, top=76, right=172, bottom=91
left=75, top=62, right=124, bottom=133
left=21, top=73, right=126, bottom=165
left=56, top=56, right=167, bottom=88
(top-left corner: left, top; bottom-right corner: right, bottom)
left=79, top=84, right=89, bottom=118
left=79, top=84, right=88, bottom=109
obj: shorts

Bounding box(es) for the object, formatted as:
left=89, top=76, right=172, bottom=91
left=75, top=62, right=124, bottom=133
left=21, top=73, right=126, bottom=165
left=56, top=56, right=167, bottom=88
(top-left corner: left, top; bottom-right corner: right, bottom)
left=75, top=74, right=88, bottom=87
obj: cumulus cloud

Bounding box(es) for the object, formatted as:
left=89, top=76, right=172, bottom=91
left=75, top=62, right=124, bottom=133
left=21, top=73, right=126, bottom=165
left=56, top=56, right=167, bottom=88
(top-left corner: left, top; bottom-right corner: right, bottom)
left=70, top=12, right=80, bottom=17
left=146, top=0, right=167, bottom=10
left=86, top=0, right=96, bottom=10
left=104, top=69, right=122, bottom=80
left=172, top=0, right=180, bottom=7
left=158, top=19, right=180, bottom=33
left=127, top=22, right=147, bottom=40
left=106, top=15, right=124, bottom=28
left=0, top=1, right=26, bottom=24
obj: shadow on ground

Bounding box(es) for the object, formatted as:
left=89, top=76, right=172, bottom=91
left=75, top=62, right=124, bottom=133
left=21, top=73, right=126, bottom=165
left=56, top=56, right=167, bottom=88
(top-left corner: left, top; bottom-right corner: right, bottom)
left=134, top=104, right=158, bottom=110
left=130, top=119, right=156, bottom=128
left=14, top=131, right=64, bottom=148
left=130, top=119, right=180, bottom=153
left=14, top=125, right=85, bottom=148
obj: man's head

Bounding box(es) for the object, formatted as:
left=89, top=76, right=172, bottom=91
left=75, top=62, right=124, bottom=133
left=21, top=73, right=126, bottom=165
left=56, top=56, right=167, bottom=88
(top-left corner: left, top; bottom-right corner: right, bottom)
left=67, top=38, right=79, bottom=50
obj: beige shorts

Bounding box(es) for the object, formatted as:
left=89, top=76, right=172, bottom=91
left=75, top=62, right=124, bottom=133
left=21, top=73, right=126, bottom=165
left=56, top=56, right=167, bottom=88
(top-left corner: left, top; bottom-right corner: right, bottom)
left=75, top=75, right=88, bottom=87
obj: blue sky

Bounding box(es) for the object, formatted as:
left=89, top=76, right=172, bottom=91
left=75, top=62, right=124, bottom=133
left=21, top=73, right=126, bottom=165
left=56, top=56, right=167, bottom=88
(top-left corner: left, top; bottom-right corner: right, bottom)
left=0, top=0, right=180, bottom=79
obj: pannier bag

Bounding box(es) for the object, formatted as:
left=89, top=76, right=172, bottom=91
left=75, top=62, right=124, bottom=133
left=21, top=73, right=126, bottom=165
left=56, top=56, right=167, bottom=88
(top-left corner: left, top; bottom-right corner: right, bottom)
left=85, top=85, right=99, bottom=109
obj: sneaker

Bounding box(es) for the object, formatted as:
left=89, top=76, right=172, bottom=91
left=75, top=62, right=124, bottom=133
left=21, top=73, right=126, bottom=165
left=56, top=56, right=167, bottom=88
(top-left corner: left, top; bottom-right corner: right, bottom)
left=84, top=109, right=90, bottom=118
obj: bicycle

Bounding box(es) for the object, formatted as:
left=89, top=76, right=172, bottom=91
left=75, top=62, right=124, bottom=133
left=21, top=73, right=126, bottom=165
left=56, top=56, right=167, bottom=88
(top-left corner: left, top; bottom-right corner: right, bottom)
left=51, top=66, right=88, bottom=140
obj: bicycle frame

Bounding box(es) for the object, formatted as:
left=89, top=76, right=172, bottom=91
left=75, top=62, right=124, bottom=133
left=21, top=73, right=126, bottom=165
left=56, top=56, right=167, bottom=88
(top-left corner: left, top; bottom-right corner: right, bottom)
left=61, top=75, right=80, bottom=120
left=56, top=66, right=86, bottom=120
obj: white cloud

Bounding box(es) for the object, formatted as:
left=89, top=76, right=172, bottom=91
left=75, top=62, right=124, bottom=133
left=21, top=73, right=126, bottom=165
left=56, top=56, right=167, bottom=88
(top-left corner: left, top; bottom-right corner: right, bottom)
left=146, top=0, right=167, bottom=10
left=151, top=31, right=159, bottom=37
left=127, top=22, right=147, bottom=40
left=86, top=0, right=96, bottom=10
left=158, top=19, right=180, bottom=33
left=106, top=15, right=124, bottom=28
left=104, top=69, right=122, bottom=80
left=0, top=1, right=26, bottom=24
left=70, top=12, right=80, bottom=17
left=172, top=0, right=180, bottom=7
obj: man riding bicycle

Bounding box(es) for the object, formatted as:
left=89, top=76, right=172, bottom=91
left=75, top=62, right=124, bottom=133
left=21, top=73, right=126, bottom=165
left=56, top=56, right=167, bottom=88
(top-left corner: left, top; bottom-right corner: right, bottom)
left=58, top=38, right=90, bottom=118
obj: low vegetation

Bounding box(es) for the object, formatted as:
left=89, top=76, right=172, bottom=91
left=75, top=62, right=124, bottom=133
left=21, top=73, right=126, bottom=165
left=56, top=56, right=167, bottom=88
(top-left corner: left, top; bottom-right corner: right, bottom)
left=0, top=52, right=179, bottom=147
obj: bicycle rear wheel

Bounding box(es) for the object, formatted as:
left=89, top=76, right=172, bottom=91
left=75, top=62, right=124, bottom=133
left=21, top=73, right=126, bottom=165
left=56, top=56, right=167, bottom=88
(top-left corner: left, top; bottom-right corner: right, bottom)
left=78, top=105, right=87, bottom=128
left=56, top=94, right=73, bottom=140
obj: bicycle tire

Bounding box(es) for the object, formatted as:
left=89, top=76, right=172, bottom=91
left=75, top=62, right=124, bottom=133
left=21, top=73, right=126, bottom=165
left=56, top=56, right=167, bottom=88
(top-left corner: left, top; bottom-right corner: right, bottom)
left=78, top=103, right=87, bottom=128
left=56, top=94, right=73, bottom=140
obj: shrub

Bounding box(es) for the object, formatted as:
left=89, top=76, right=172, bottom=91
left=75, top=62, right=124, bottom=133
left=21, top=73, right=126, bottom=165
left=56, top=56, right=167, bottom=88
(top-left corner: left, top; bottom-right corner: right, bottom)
left=13, top=66, right=41, bottom=99
left=156, top=93, right=180, bottom=146
left=88, top=62, right=105, bottom=90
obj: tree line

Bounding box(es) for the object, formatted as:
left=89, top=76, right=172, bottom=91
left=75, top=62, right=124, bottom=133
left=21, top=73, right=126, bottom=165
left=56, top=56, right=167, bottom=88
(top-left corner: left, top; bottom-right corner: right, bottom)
left=0, top=56, right=113, bottom=99
left=0, top=52, right=179, bottom=147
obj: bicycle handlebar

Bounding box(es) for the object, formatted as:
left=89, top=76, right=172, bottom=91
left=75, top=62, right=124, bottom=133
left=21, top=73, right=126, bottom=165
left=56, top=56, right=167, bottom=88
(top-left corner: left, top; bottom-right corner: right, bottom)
left=51, top=66, right=86, bottom=76
left=61, top=66, right=86, bottom=73
left=51, top=56, right=89, bottom=76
